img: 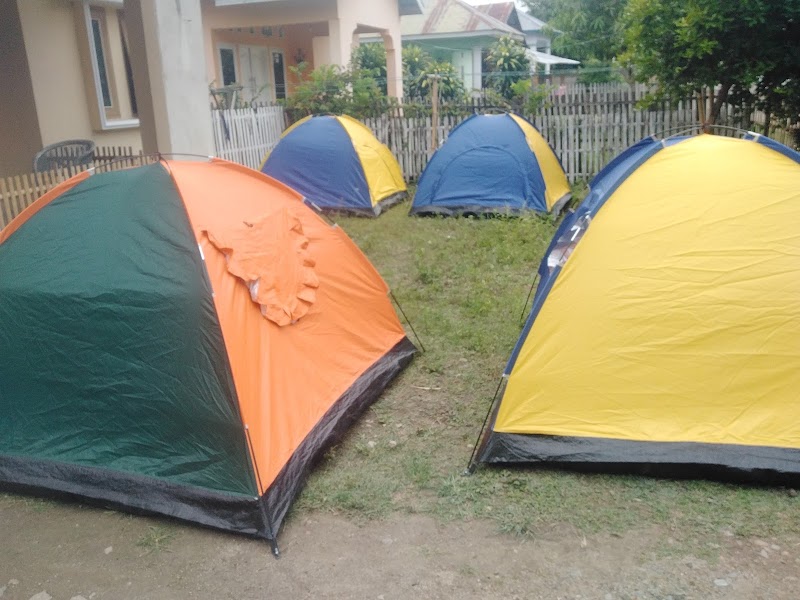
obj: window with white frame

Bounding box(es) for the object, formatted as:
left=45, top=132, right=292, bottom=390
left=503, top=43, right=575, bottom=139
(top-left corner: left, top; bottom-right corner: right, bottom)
left=77, top=1, right=139, bottom=130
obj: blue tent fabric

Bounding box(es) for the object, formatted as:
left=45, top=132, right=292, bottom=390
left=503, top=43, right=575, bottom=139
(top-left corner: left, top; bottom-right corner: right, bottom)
left=262, top=116, right=372, bottom=212
left=410, top=114, right=549, bottom=215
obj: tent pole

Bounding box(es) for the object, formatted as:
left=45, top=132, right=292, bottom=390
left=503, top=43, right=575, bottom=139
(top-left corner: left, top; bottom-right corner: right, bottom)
left=518, top=273, right=540, bottom=326
left=465, top=375, right=507, bottom=474
left=245, top=425, right=280, bottom=557
left=390, top=290, right=426, bottom=352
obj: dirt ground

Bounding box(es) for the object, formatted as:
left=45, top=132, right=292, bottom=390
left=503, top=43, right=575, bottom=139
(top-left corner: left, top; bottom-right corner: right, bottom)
left=2, top=497, right=799, bottom=600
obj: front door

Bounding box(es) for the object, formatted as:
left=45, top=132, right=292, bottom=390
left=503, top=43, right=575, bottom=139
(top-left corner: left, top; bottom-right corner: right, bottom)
left=238, top=45, right=271, bottom=103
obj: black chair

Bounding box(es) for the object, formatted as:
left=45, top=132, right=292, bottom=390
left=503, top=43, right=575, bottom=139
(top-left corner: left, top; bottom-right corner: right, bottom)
left=33, top=140, right=96, bottom=172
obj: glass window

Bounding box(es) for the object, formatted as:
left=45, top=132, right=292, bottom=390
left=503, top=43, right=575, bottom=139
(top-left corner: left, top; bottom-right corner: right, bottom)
left=220, top=47, right=237, bottom=86
left=118, top=11, right=137, bottom=117
left=91, top=18, right=112, bottom=108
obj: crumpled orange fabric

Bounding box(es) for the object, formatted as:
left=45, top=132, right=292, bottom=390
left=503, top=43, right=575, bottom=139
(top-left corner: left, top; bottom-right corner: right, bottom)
left=205, top=207, right=319, bottom=326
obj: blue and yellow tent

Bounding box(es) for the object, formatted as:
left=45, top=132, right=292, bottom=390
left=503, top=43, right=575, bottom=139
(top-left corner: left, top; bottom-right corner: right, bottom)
left=410, top=113, right=570, bottom=216
left=474, top=133, right=800, bottom=484
left=261, top=115, right=407, bottom=216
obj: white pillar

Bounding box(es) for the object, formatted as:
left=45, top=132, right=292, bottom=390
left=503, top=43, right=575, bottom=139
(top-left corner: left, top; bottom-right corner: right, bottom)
left=471, top=46, right=483, bottom=90
left=123, top=0, right=214, bottom=156
left=327, top=18, right=356, bottom=68
left=382, top=28, right=404, bottom=99
left=544, top=45, right=552, bottom=76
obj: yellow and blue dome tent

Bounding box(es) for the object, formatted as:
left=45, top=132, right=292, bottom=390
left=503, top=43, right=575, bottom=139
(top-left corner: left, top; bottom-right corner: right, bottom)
left=261, top=115, right=407, bottom=216
left=472, top=133, right=800, bottom=484
left=410, top=113, right=570, bottom=216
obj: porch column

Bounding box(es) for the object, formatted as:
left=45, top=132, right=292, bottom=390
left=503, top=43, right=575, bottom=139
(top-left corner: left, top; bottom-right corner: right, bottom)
left=382, top=28, right=403, bottom=99
left=544, top=44, right=552, bottom=76
left=327, top=18, right=357, bottom=68
left=471, top=46, right=483, bottom=90
left=123, top=0, right=214, bottom=156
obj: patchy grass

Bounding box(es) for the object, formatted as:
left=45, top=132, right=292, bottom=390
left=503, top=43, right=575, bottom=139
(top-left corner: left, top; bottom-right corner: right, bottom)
left=136, top=525, right=176, bottom=555
left=292, top=194, right=800, bottom=546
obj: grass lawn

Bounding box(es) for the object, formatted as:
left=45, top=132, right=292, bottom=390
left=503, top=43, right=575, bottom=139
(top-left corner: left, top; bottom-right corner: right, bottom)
left=293, top=191, right=799, bottom=549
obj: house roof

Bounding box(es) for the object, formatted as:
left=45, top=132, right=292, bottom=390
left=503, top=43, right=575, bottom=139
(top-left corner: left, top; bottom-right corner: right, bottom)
left=402, top=0, right=523, bottom=40
left=214, top=0, right=423, bottom=15
left=399, top=0, right=424, bottom=16
left=527, top=48, right=579, bottom=66
left=476, top=2, right=547, bottom=33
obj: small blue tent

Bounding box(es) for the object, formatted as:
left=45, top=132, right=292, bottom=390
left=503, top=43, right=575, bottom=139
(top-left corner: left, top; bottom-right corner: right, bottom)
left=261, top=115, right=407, bottom=216
left=410, top=114, right=570, bottom=216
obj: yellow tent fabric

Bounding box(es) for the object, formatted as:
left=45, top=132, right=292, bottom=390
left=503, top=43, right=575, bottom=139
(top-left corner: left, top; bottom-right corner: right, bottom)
left=337, top=115, right=407, bottom=207
left=509, top=114, right=571, bottom=211
left=478, top=134, right=800, bottom=483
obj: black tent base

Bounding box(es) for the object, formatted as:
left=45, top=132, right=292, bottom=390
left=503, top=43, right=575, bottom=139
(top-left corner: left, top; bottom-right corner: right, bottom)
left=0, top=338, right=417, bottom=555
left=0, top=454, right=268, bottom=539
left=480, top=432, right=800, bottom=487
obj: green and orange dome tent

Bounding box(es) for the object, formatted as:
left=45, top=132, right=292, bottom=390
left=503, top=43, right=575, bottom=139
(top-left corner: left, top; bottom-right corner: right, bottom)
left=0, top=158, right=415, bottom=552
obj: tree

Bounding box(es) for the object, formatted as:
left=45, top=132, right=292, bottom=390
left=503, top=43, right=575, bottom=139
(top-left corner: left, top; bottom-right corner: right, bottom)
left=623, top=0, right=800, bottom=130
left=484, top=36, right=531, bottom=100
left=282, top=63, right=384, bottom=120
left=402, top=45, right=466, bottom=100
left=545, top=0, right=627, bottom=63
left=520, top=0, right=556, bottom=21
left=402, top=45, right=433, bottom=98
left=353, top=43, right=387, bottom=95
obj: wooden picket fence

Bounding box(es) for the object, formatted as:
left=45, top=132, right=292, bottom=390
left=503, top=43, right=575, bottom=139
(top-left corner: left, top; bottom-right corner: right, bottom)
left=0, top=147, right=151, bottom=230
left=366, top=84, right=797, bottom=182
left=210, top=104, right=286, bottom=169
left=209, top=83, right=797, bottom=183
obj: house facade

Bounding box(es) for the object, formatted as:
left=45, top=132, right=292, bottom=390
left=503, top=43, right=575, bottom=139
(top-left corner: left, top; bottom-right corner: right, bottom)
left=2, top=0, right=143, bottom=176
left=400, top=0, right=524, bottom=91
left=203, top=0, right=423, bottom=103
left=1, top=0, right=421, bottom=178
left=476, top=2, right=578, bottom=75
left=398, top=0, right=577, bottom=90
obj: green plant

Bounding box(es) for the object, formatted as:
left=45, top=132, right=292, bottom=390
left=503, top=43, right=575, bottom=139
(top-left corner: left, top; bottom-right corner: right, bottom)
left=136, top=525, right=176, bottom=555
left=354, top=43, right=388, bottom=95
left=402, top=45, right=434, bottom=98
left=282, top=62, right=386, bottom=121
left=484, top=36, right=531, bottom=100
left=402, top=45, right=466, bottom=101
left=576, top=58, right=624, bottom=84
left=508, top=79, right=553, bottom=114
left=412, top=61, right=467, bottom=102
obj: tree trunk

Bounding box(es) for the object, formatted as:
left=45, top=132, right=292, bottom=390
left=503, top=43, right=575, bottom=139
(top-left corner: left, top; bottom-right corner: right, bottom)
left=709, top=82, right=733, bottom=126
left=764, top=107, right=772, bottom=138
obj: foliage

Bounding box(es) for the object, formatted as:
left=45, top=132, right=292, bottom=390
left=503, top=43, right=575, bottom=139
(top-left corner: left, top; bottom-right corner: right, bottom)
left=545, top=0, right=627, bottom=62
left=281, top=62, right=385, bottom=120
left=521, top=0, right=556, bottom=21
left=484, top=36, right=532, bottom=100
left=623, top=0, right=800, bottom=128
left=412, top=61, right=467, bottom=101
left=354, top=43, right=388, bottom=95
left=402, top=45, right=466, bottom=101
left=402, top=45, right=433, bottom=95
left=577, top=58, right=624, bottom=84
left=508, top=79, right=553, bottom=114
